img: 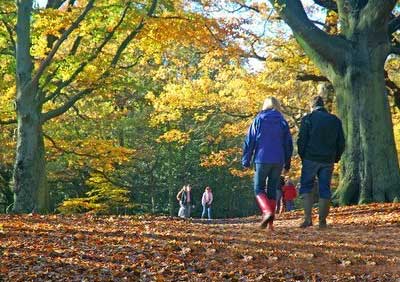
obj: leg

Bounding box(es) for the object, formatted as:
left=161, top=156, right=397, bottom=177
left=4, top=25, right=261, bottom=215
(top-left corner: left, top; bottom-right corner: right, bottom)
left=254, top=164, right=274, bottom=229
left=286, top=200, right=294, bottom=211
left=264, top=164, right=283, bottom=230
left=317, top=163, right=334, bottom=228
left=299, top=159, right=320, bottom=228
left=185, top=204, right=191, bottom=218
left=275, top=189, right=282, bottom=213
left=208, top=206, right=212, bottom=219
left=201, top=205, right=206, bottom=219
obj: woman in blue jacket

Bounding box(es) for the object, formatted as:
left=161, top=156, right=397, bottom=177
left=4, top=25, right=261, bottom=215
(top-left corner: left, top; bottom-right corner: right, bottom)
left=242, top=97, right=293, bottom=230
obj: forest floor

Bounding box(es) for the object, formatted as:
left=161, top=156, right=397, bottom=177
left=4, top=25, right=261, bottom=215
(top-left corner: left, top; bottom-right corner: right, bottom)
left=1, top=203, right=400, bottom=282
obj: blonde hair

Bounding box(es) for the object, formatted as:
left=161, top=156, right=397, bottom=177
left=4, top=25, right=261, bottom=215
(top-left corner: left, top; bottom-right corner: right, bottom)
left=262, top=96, right=282, bottom=112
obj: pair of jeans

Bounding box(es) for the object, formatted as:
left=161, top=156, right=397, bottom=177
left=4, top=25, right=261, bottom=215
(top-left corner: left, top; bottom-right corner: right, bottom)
left=201, top=205, right=212, bottom=219
left=285, top=200, right=295, bottom=211
left=184, top=204, right=191, bottom=218
left=254, top=163, right=283, bottom=199
left=299, top=159, right=334, bottom=199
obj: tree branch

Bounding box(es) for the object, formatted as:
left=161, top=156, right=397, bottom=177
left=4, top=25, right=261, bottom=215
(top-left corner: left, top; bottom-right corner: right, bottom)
left=42, top=0, right=158, bottom=121
left=390, top=45, right=400, bottom=56
left=312, top=0, right=337, bottom=12
left=269, top=0, right=350, bottom=73
left=389, top=14, right=400, bottom=34
left=41, top=88, right=94, bottom=122
left=90, top=168, right=132, bottom=190
left=0, top=118, right=17, bottom=125
left=31, top=0, right=95, bottom=86
left=110, top=0, right=158, bottom=67
left=42, top=3, right=130, bottom=104
left=296, top=73, right=329, bottom=82
left=231, top=1, right=260, bottom=13
left=385, top=70, right=400, bottom=108
left=358, top=0, right=396, bottom=32
left=44, top=132, right=100, bottom=158
left=1, top=19, right=16, bottom=54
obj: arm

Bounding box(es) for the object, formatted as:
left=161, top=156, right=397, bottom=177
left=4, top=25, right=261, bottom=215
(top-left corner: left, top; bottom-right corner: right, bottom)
left=283, top=120, right=293, bottom=170
left=242, top=118, right=257, bottom=167
left=297, top=116, right=310, bottom=160
left=208, top=193, right=213, bottom=205
left=176, top=189, right=183, bottom=201
left=335, top=119, right=345, bottom=162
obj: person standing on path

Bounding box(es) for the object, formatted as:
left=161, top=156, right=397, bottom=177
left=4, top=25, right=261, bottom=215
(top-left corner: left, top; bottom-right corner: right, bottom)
left=177, top=185, right=194, bottom=218
left=201, top=186, right=213, bottom=220
left=297, top=96, right=345, bottom=228
left=242, top=96, right=293, bottom=230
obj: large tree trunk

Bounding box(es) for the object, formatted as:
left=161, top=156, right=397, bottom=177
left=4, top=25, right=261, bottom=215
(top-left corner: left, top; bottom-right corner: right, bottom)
left=13, top=0, right=49, bottom=213
left=333, top=45, right=400, bottom=204
left=334, top=54, right=400, bottom=204
left=13, top=104, right=48, bottom=213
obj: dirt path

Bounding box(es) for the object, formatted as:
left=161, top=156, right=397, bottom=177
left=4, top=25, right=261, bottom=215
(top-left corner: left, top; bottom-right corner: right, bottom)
left=1, top=203, right=400, bottom=281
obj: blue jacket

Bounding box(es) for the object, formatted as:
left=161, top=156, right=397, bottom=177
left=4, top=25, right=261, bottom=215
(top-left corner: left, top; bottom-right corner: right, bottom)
left=242, top=109, right=293, bottom=169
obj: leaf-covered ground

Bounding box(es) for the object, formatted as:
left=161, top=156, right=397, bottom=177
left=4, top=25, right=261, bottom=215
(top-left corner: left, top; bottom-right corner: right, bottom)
left=1, top=203, right=400, bottom=282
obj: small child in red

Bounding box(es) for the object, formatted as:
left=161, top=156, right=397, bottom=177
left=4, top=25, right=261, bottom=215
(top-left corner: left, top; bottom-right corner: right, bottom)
left=282, top=179, right=297, bottom=212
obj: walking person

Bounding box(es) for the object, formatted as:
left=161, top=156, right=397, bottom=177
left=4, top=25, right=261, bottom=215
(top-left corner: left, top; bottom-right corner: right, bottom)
left=242, top=96, right=293, bottom=230
left=298, top=96, right=345, bottom=228
left=176, top=185, right=194, bottom=218
left=201, top=186, right=213, bottom=220
left=282, top=178, right=297, bottom=212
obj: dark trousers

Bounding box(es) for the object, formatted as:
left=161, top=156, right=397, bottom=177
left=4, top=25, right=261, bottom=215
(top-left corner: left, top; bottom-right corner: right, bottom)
left=299, top=159, right=334, bottom=199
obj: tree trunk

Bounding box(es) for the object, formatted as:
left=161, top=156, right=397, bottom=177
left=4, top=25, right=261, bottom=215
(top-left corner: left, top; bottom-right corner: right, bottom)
left=13, top=0, right=49, bottom=213
left=332, top=43, right=400, bottom=205
left=13, top=109, right=48, bottom=213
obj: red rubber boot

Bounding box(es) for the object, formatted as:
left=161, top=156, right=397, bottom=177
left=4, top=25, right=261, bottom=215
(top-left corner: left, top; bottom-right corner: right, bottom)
left=255, top=193, right=275, bottom=229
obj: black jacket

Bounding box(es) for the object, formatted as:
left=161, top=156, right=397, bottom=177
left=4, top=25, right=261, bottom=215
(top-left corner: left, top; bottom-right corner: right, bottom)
left=297, top=107, right=345, bottom=163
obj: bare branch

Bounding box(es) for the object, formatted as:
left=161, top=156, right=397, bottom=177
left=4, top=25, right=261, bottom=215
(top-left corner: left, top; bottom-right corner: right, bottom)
left=312, top=0, right=337, bottom=12
left=31, top=0, right=95, bottom=85
left=231, top=1, right=260, bottom=13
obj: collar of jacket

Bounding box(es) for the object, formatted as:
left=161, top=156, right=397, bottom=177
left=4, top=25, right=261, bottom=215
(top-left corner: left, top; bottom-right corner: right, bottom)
left=312, top=106, right=327, bottom=112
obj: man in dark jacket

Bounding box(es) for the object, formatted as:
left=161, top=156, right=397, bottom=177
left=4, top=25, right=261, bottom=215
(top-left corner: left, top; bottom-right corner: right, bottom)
left=297, top=96, right=345, bottom=228
left=242, top=96, right=293, bottom=230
